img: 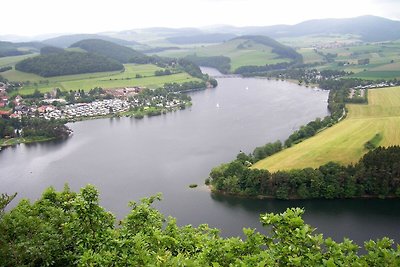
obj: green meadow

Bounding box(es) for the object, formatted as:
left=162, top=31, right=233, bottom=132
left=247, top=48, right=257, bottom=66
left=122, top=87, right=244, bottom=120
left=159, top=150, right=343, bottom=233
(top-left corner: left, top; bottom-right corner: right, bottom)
left=253, top=86, right=400, bottom=172
left=153, top=38, right=290, bottom=71
left=3, top=64, right=199, bottom=95
left=0, top=54, right=38, bottom=68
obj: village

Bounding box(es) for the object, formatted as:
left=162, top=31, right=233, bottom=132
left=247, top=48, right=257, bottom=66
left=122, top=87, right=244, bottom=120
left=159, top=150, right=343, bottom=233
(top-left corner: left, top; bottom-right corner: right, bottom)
left=0, top=85, right=187, bottom=121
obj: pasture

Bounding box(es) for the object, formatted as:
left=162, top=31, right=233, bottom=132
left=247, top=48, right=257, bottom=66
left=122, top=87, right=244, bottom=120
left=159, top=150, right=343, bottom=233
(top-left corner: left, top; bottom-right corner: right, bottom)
left=253, top=86, right=400, bottom=171
left=4, top=64, right=199, bottom=95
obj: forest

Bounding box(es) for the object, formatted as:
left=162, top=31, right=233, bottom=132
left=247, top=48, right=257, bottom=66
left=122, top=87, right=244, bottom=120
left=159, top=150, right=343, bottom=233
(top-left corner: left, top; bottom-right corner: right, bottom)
left=0, top=116, right=70, bottom=140
left=15, top=51, right=123, bottom=77
left=70, top=39, right=146, bottom=63
left=0, top=185, right=399, bottom=266
left=208, top=146, right=400, bottom=199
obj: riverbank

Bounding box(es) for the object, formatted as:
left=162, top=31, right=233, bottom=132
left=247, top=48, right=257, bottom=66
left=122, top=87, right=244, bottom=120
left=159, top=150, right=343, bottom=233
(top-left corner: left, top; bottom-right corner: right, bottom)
left=0, top=136, right=57, bottom=149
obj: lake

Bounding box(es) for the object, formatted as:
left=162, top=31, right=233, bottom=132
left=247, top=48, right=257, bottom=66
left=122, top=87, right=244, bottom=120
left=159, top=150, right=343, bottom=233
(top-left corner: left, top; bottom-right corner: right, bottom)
left=1, top=67, right=399, bottom=245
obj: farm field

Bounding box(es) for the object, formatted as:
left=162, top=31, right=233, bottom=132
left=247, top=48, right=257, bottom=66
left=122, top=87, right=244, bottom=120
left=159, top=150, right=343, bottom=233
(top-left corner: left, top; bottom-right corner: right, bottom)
left=152, top=38, right=290, bottom=71
left=3, top=64, right=199, bottom=95
left=253, top=86, right=400, bottom=172
left=314, top=41, right=400, bottom=79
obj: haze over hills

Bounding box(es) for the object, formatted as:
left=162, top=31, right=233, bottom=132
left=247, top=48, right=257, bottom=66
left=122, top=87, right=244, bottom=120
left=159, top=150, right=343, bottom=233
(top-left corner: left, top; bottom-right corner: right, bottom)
left=104, top=15, right=400, bottom=43
left=1, top=15, right=400, bottom=45
left=42, top=34, right=140, bottom=48
left=0, top=41, right=45, bottom=57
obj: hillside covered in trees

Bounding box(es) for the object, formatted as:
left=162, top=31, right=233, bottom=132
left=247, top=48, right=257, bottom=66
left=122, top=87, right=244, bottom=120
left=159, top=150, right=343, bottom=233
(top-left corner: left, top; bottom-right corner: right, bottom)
left=15, top=50, right=123, bottom=77
left=70, top=39, right=146, bottom=63
left=1, top=185, right=399, bottom=266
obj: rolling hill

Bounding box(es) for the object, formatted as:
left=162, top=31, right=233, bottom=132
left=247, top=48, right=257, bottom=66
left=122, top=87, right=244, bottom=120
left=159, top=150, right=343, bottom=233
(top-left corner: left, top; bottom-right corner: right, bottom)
left=42, top=34, right=140, bottom=48
left=155, top=35, right=302, bottom=71
left=70, top=39, right=147, bottom=63
left=204, top=16, right=400, bottom=42
left=0, top=41, right=45, bottom=57
left=166, top=33, right=237, bottom=44
left=15, top=50, right=123, bottom=77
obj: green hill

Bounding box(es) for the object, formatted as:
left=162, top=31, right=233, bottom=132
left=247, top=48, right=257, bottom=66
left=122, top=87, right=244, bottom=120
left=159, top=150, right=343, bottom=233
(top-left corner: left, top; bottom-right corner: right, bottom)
left=0, top=41, right=45, bottom=57
left=15, top=51, right=123, bottom=77
left=42, top=34, right=140, bottom=48
left=156, top=35, right=301, bottom=71
left=70, top=39, right=146, bottom=63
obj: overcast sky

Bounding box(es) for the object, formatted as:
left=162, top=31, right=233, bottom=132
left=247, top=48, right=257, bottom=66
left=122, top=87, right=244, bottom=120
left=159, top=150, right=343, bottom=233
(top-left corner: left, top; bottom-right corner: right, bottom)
left=2, top=0, right=399, bottom=37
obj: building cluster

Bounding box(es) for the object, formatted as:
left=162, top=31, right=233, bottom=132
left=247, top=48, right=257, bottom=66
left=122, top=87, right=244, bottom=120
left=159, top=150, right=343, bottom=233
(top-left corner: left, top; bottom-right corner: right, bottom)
left=0, top=83, right=8, bottom=109
left=2, top=91, right=184, bottom=121
left=42, top=99, right=131, bottom=120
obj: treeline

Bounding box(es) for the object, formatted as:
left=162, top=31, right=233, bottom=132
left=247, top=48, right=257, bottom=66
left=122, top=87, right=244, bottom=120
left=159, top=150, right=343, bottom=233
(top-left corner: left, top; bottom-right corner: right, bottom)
left=0, top=116, right=70, bottom=139
left=0, top=66, right=12, bottom=73
left=154, top=69, right=172, bottom=76
left=209, top=146, right=400, bottom=199
left=185, top=55, right=231, bottom=74
left=234, top=62, right=292, bottom=76
left=15, top=51, right=123, bottom=77
left=1, top=185, right=399, bottom=266
left=164, top=80, right=208, bottom=92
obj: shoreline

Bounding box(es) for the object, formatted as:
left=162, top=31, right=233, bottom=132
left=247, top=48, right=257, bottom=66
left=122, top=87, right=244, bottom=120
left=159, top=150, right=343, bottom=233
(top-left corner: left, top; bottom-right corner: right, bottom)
left=207, top=185, right=400, bottom=200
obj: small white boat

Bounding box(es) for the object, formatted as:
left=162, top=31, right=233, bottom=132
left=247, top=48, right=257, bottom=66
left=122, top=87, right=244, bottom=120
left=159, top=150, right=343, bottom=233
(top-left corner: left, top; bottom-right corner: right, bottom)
left=216, top=103, right=220, bottom=108
left=245, top=86, right=249, bottom=90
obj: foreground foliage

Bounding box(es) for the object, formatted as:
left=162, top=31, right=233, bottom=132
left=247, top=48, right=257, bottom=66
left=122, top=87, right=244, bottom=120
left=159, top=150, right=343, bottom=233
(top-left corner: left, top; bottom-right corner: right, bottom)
left=1, top=185, right=399, bottom=266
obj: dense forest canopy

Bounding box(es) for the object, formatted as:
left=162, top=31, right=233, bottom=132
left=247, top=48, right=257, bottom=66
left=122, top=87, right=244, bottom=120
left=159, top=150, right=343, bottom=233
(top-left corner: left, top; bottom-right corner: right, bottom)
left=70, top=39, right=146, bottom=63
left=15, top=51, right=124, bottom=77
left=0, top=185, right=399, bottom=266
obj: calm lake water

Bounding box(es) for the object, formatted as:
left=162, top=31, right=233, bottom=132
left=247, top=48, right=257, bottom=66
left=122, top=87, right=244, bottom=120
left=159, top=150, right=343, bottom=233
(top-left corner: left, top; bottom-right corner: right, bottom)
left=1, top=67, right=399, bottom=245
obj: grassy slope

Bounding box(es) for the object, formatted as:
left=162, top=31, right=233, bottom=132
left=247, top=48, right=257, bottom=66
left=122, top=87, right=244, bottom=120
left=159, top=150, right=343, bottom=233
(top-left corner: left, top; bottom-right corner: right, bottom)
left=253, top=86, right=400, bottom=172
left=0, top=54, right=38, bottom=68
left=153, top=39, right=290, bottom=71
left=4, top=64, right=199, bottom=95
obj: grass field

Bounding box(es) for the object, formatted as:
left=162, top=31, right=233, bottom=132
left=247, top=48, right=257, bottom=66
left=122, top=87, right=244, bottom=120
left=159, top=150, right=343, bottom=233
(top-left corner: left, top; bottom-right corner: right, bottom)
left=253, top=86, right=400, bottom=172
left=3, top=64, right=199, bottom=95
left=0, top=54, right=38, bottom=68
left=297, top=48, right=324, bottom=64
left=153, top=38, right=290, bottom=71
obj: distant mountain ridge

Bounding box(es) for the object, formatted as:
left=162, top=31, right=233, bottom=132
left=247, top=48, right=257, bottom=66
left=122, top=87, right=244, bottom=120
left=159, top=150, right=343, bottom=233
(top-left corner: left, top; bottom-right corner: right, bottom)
left=42, top=34, right=140, bottom=48
left=204, top=16, right=400, bottom=42
left=166, top=33, right=237, bottom=44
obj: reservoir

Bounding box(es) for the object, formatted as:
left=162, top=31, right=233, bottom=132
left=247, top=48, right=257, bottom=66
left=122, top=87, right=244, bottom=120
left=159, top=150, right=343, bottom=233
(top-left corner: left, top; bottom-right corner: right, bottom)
left=1, top=67, right=399, bottom=245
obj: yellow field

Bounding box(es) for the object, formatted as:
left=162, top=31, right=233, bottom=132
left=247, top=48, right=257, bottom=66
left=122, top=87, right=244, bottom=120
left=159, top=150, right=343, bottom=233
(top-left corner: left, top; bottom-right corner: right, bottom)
left=253, top=86, right=400, bottom=171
